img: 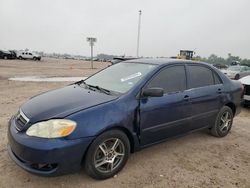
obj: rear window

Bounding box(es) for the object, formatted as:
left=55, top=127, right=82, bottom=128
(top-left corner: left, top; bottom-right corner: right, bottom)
left=188, top=65, right=214, bottom=88
left=214, top=72, right=222, bottom=85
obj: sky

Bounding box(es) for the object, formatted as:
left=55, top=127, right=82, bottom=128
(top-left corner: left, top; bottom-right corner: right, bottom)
left=0, top=0, right=250, bottom=58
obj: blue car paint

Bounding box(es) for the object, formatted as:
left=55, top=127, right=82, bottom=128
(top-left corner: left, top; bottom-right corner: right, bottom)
left=21, top=84, right=118, bottom=122
left=8, top=58, right=242, bottom=176
left=8, top=117, right=94, bottom=176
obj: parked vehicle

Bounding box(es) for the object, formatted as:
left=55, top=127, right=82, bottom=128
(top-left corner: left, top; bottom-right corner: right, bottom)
left=221, top=66, right=250, bottom=80
left=239, top=75, right=250, bottom=107
left=9, top=50, right=17, bottom=59
left=0, top=50, right=16, bottom=59
left=17, top=51, right=41, bottom=61
left=213, top=64, right=228, bottom=70
left=8, top=58, right=243, bottom=179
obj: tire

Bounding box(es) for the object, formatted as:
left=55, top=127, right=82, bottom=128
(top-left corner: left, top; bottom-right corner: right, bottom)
left=4, top=56, right=7, bottom=60
left=18, top=56, right=22, bottom=60
left=210, top=106, right=233, bottom=137
left=33, top=57, right=37, bottom=61
left=235, top=74, right=240, bottom=80
left=85, top=129, right=130, bottom=180
left=243, top=102, right=249, bottom=108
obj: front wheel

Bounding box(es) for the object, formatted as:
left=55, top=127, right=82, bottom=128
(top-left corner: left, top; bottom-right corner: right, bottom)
left=210, top=106, right=233, bottom=137
left=85, top=130, right=130, bottom=179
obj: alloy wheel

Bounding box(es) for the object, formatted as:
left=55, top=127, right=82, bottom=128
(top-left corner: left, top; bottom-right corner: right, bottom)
left=94, top=138, right=125, bottom=173
left=219, top=111, right=232, bottom=133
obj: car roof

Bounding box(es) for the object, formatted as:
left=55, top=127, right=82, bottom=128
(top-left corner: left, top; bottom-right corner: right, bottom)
left=124, top=58, right=202, bottom=65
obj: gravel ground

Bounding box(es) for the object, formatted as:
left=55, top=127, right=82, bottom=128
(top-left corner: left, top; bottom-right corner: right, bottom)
left=0, top=58, right=250, bottom=188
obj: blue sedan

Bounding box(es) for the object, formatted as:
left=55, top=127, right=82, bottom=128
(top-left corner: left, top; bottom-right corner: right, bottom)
left=8, top=58, right=243, bottom=179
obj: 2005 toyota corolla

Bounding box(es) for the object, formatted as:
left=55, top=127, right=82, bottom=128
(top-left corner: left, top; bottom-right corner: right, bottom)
left=8, top=58, right=243, bottom=179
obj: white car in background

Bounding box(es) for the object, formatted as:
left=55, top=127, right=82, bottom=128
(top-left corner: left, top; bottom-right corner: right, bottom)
left=239, top=75, right=250, bottom=107
left=221, top=66, right=250, bottom=80
left=17, top=51, right=41, bottom=61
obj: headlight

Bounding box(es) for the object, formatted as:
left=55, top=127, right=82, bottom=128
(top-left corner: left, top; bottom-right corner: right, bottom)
left=26, top=119, right=77, bottom=138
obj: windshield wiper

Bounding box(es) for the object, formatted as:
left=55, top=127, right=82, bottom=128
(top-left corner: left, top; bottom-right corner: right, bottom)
left=88, top=85, right=111, bottom=95
left=77, top=80, right=112, bottom=95
left=76, top=79, right=86, bottom=85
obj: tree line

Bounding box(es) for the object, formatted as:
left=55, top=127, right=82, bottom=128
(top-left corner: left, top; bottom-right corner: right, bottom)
left=196, top=53, right=250, bottom=66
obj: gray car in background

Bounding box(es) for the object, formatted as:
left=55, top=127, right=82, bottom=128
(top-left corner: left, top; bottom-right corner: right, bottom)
left=221, top=66, right=250, bottom=80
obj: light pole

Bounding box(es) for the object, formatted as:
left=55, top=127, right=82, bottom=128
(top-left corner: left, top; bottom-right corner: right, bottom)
left=136, top=10, right=142, bottom=58
left=86, top=37, right=97, bottom=69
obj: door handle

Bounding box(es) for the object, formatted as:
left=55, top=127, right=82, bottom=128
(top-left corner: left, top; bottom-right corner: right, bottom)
left=217, top=88, right=222, bottom=94
left=183, top=95, right=191, bottom=101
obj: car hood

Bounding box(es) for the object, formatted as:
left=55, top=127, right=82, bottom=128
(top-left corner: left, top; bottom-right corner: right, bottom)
left=240, top=75, right=250, bottom=85
left=21, top=84, right=118, bottom=122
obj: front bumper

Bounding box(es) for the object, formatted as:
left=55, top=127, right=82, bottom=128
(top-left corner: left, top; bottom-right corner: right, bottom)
left=8, top=117, right=94, bottom=176
left=242, top=95, right=250, bottom=106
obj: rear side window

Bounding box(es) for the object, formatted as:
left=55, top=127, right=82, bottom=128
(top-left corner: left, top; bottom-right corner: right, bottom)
left=214, top=72, right=222, bottom=85
left=147, top=65, right=186, bottom=94
left=188, top=65, right=214, bottom=88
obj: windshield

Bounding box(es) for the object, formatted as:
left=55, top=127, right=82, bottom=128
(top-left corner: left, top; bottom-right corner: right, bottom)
left=85, top=62, right=157, bottom=93
left=228, top=66, right=241, bottom=71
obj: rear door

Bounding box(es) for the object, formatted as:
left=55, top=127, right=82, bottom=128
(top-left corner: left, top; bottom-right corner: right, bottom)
left=139, top=65, right=193, bottom=146
left=27, top=53, right=33, bottom=59
left=186, top=64, right=223, bottom=130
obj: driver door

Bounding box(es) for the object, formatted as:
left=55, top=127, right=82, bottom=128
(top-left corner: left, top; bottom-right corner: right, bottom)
left=139, top=65, right=192, bottom=146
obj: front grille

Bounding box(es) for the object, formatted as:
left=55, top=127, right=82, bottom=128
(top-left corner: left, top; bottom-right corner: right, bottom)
left=245, top=85, right=250, bottom=95
left=15, top=110, right=29, bottom=131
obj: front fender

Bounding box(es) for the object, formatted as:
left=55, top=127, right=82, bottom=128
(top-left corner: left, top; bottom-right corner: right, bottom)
left=66, top=98, right=138, bottom=140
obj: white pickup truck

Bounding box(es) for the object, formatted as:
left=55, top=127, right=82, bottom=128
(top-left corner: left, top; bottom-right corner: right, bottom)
left=17, top=51, right=41, bottom=61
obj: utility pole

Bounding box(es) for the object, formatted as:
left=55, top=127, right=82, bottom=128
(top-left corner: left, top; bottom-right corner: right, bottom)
left=136, top=10, right=142, bottom=58
left=86, top=37, right=97, bottom=69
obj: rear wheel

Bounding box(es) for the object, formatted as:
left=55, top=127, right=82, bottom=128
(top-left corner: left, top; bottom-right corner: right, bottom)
left=235, top=74, right=240, bottom=80
left=243, top=101, right=249, bottom=108
left=85, top=130, right=130, bottom=179
left=210, top=106, right=233, bottom=137
left=4, top=56, right=7, bottom=60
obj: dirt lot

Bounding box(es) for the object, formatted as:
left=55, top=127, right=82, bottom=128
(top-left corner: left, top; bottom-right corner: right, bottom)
left=0, top=58, right=250, bottom=188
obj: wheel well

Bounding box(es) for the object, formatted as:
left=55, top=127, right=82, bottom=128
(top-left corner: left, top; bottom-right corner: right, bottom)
left=105, top=126, right=135, bottom=153
left=225, top=102, right=236, bottom=116
left=81, top=126, right=135, bottom=164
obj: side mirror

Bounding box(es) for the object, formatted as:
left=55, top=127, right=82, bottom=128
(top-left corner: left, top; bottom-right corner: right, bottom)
left=142, top=87, right=164, bottom=97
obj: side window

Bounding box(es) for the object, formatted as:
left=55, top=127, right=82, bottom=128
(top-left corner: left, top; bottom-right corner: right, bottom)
left=188, top=65, right=214, bottom=88
left=147, top=65, right=186, bottom=94
left=214, top=72, right=222, bottom=85
left=29, top=53, right=32, bottom=55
